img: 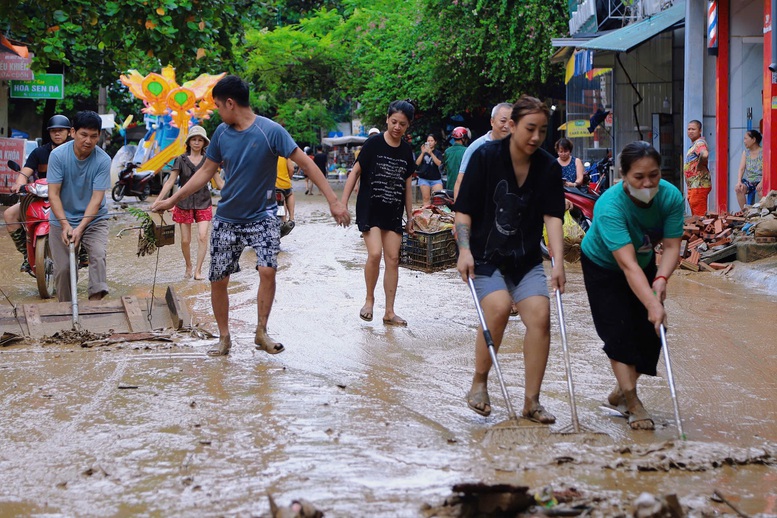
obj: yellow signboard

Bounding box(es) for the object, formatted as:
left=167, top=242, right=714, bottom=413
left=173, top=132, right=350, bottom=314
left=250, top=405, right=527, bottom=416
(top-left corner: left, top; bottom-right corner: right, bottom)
left=561, top=120, right=591, bottom=138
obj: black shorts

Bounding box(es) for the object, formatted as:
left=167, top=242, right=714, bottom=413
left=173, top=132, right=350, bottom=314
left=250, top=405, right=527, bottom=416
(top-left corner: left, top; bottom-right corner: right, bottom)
left=580, top=252, right=661, bottom=376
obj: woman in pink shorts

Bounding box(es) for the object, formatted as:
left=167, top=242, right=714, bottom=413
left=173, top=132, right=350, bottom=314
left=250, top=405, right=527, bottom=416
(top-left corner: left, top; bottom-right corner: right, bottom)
left=157, top=125, right=213, bottom=279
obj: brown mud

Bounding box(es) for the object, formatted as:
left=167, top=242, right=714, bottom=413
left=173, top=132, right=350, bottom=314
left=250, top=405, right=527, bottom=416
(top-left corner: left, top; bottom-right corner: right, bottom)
left=0, top=186, right=775, bottom=516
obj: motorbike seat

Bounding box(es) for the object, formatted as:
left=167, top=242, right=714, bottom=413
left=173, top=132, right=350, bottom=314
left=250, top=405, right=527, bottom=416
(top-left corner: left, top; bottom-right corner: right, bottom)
left=564, top=185, right=598, bottom=201
left=133, top=171, right=155, bottom=181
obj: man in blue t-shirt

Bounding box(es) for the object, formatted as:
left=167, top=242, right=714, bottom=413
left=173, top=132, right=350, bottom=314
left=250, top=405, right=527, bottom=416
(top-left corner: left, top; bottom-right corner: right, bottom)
left=152, top=75, right=351, bottom=356
left=48, top=111, right=112, bottom=302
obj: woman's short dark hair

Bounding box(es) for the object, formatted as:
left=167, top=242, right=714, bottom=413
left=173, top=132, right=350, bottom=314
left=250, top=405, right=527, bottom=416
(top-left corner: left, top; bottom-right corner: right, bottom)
left=72, top=110, right=102, bottom=132
left=555, top=137, right=573, bottom=152
left=387, top=99, right=415, bottom=123
left=747, top=129, right=763, bottom=145
left=426, top=133, right=436, bottom=141
left=510, top=95, right=550, bottom=123
left=619, top=141, right=662, bottom=176
left=212, top=75, right=250, bottom=107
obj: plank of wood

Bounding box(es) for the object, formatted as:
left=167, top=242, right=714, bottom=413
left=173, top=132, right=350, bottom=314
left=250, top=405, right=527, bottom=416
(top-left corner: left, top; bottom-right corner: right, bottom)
left=22, top=304, right=43, bottom=338
left=121, top=296, right=148, bottom=333
left=700, top=244, right=737, bottom=263
left=165, top=286, right=190, bottom=330
left=34, top=300, right=126, bottom=317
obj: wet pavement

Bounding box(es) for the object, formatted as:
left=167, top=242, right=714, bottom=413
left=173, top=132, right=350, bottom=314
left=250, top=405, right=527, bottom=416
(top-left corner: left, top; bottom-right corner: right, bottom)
left=1, top=184, right=776, bottom=516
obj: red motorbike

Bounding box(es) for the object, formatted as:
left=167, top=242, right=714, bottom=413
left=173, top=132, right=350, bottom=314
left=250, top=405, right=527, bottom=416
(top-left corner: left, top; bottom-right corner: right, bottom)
left=7, top=160, right=55, bottom=298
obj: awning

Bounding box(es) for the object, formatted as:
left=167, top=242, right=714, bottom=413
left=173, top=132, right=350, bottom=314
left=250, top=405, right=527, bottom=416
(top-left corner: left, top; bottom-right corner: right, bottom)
left=576, top=1, right=685, bottom=53
left=1, top=34, right=29, bottom=58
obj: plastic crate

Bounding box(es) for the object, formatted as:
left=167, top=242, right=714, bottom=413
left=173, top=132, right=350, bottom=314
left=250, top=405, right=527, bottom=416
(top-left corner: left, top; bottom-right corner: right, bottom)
left=400, top=229, right=458, bottom=273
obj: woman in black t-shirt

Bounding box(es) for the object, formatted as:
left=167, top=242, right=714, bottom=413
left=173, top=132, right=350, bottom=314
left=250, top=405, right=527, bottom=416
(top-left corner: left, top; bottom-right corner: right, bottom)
left=342, top=100, right=416, bottom=327
left=454, top=95, right=566, bottom=423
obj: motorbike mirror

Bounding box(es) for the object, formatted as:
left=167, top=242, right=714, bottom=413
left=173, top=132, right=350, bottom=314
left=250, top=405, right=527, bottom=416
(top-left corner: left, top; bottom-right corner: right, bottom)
left=7, top=160, right=21, bottom=172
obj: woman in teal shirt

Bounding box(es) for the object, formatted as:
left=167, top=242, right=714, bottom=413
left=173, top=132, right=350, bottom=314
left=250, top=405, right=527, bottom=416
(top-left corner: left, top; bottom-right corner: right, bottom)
left=580, top=141, right=684, bottom=431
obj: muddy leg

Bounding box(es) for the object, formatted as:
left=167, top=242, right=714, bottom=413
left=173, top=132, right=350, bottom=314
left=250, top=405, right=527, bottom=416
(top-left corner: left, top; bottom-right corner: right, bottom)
left=516, top=295, right=555, bottom=424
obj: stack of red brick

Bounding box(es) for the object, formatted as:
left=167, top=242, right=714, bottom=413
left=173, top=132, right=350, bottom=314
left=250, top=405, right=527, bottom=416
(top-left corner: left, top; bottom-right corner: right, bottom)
left=659, top=213, right=744, bottom=272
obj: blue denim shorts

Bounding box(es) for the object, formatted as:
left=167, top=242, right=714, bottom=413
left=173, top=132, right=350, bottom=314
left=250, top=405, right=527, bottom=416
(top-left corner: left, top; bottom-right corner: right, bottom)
left=417, top=177, right=443, bottom=188
left=472, top=263, right=549, bottom=303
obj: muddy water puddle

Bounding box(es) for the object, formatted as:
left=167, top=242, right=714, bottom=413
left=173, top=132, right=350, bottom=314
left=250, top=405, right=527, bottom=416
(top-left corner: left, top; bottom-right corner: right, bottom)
left=1, top=192, right=776, bottom=516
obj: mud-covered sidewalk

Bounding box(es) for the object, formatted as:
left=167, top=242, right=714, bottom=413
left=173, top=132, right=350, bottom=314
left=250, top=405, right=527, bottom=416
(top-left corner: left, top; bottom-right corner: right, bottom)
left=1, top=187, right=776, bottom=516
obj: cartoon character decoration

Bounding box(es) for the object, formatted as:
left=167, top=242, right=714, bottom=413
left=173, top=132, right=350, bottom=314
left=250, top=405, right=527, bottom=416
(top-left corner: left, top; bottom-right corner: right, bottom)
left=118, top=66, right=225, bottom=173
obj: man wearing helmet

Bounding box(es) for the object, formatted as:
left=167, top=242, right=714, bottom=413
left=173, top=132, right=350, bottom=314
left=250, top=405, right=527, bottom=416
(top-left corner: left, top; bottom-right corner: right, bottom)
left=444, top=126, right=469, bottom=191
left=4, top=114, right=71, bottom=273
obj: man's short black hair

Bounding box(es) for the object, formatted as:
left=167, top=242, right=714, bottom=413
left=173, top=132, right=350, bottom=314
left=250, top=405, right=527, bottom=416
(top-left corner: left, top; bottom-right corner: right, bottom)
left=316, top=145, right=323, bottom=152
left=212, top=75, right=251, bottom=107
left=72, top=111, right=103, bottom=132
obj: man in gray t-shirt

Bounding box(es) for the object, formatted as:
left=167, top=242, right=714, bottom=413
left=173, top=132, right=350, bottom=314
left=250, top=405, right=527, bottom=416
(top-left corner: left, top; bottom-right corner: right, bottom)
left=48, top=111, right=111, bottom=303
left=152, top=75, right=350, bottom=357
left=453, top=103, right=512, bottom=201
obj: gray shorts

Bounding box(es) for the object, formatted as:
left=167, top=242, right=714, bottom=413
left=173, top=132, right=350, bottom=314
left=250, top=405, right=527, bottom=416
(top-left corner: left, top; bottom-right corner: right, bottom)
left=209, top=217, right=280, bottom=281
left=472, top=263, right=549, bottom=303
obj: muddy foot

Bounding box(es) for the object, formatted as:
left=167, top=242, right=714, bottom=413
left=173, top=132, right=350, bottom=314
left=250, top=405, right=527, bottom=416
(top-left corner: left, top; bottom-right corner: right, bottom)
left=207, top=335, right=231, bottom=356
left=255, top=327, right=285, bottom=354
left=467, top=385, right=491, bottom=417
left=522, top=404, right=556, bottom=424
left=382, top=314, right=407, bottom=327
left=184, top=267, right=193, bottom=279
left=607, top=385, right=629, bottom=415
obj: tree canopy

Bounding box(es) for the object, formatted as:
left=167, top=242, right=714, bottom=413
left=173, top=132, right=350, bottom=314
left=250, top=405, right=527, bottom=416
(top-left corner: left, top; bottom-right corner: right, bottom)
left=2, top=0, right=568, bottom=141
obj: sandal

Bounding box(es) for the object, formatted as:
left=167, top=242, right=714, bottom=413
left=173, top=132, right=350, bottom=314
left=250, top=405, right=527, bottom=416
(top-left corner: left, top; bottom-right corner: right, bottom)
left=359, top=305, right=373, bottom=322
left=467, top=388, right=491, bottom=417
left=207, top=335, right=231, bottom=356
left=255, top=327, right=285, bottom=355
left=522, top=405, right=556, bottom=424
left=382, top=315, right=407, bottom=327
left=627, top=407, right=655, bottom=430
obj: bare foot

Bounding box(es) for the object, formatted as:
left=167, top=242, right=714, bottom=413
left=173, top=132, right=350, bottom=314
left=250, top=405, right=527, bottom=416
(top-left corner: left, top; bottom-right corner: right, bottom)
left=194, top=271, right=206, bottom=280
left=184, top=266, right=193, bottom=279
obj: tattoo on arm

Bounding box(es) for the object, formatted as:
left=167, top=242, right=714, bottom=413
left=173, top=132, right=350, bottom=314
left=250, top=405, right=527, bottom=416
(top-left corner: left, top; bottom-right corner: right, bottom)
left=455, top=223, right=470, bottom=249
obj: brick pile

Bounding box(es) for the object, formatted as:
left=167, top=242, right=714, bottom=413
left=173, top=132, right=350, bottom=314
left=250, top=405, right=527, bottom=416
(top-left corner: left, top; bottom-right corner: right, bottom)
left=658, top=213, right=742, bottom=272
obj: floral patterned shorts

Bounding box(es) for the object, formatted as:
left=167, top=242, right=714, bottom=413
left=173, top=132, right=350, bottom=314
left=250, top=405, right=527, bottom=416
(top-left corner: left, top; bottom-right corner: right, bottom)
left=172, top=206, right=212, bottom=224
left=209, top=217, right=280, bottom=281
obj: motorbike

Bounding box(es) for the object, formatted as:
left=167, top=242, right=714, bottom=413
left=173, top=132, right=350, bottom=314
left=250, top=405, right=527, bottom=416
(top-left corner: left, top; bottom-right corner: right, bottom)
left=276, top=189, right=295, bottom=237
left=7, top=160, right=55, bottom=298
left=112, top=162, right=156, bottom=202
left=431, top=189, right=455, bottom=210
left=584, top=154, right=614, bottom=196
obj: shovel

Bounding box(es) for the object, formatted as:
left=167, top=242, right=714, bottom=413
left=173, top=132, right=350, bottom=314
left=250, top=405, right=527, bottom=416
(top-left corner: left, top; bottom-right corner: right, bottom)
left=69, top=241, right=79, bottom=329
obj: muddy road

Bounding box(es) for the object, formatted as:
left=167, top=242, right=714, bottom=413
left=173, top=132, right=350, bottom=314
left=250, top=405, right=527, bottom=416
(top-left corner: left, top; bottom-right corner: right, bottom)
left=0, top=186, right=775, bottom=516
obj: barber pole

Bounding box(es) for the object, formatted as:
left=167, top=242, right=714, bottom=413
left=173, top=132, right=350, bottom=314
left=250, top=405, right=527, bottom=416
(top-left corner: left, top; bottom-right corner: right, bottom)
left=708, top=0, right=718, bottom=55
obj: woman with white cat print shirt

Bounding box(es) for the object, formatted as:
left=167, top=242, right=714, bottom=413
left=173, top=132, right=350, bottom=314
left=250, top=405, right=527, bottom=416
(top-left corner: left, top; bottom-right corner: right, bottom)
left=453, top=95, right=566, bottom=423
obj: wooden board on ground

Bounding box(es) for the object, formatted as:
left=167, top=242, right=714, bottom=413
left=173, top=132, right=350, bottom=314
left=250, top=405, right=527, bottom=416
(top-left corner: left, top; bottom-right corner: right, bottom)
left=0, top=286, right=190, bottom=339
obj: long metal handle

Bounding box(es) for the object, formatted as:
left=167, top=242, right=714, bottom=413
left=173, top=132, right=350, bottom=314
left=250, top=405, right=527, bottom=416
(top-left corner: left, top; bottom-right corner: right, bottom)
left=467, top=276, right=516, bottom=420
left=69, top=241, right=79, bottom=328
left=551, top=257, right=579, bottom=432
left=660, top=324, right=686, bottom=440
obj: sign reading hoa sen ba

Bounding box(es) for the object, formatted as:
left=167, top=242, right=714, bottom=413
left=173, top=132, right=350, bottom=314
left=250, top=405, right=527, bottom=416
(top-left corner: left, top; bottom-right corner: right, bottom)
left=9, top=74, right=64, bottom=99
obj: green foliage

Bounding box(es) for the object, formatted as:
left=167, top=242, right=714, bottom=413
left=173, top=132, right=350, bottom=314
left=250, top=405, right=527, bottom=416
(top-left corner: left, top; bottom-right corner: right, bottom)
left=1, top=0, right=243, bottom=116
